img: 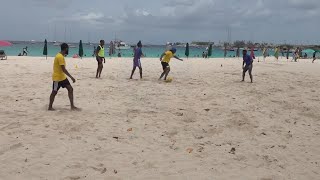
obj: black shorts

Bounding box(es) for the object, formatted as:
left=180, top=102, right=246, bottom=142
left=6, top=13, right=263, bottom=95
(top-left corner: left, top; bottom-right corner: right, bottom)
left=96, top=56, right=104, bottom=63
left=52, top=78, right=70, bottom=92
left=243, top=64, right=253, bottom=73
left=161, top=62, right=169, bottom=70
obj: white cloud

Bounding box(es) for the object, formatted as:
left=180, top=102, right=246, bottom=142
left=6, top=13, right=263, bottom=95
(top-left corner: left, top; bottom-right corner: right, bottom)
left=50, top=12, right=106, bottom=26
left=164, top=0, right=196, bottom=7
left=287, top=0, right=320, bottom=10
left=135, top=9, right=151, bottom=17
left=2, top=0, right=320, bottom=43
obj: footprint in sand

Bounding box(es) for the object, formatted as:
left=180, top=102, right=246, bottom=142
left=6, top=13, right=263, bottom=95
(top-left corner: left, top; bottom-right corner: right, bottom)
left=0, top=122, right=20, bottom=131
left=0, top=143, right=23, bottom=156
left=173, top=112, right=184, bottom=116
left=183, top=110, right=197, bottom=123
left=126, top=109, right=141, bottom=120
left=90, top=166, right=107, bottom=174
left=63, top=176, right=81, bottom=180
left=166, top=130, right=178, bottom=137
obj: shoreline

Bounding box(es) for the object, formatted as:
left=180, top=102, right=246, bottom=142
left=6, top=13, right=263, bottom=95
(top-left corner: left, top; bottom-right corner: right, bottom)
left=2, top=55, right=317, bottom=62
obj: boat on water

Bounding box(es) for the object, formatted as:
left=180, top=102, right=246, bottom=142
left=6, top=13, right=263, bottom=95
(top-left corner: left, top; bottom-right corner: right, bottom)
left=68, top=44, right=76, bottom=48
left=53, top=41, right=60, bottom=46
left=53, top=41, right=75, bottom=48
left=190, top=44, right=200, bottom=47
left=115, top=41, right=130, bottom=50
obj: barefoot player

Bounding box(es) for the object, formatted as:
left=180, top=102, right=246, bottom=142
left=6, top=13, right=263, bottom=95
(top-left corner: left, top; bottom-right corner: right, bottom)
left=96, top=40, right=105, bottom=78
left=130, top=41, right=144, bottom=79
left=159, top=48, right=183, bottom=81
left=242, top=49, right=254, bottom=83
left=48, top=43, right=79, bottom=111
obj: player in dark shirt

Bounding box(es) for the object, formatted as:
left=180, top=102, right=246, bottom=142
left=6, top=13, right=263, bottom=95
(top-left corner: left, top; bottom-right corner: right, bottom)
left=242, top=50, right=254, bottom=83
left=130, top=41, right=144, bottom=79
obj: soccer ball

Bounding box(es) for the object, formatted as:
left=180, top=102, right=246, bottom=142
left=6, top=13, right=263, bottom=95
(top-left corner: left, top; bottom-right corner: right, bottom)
left=166, top=77, right=173, bottom=82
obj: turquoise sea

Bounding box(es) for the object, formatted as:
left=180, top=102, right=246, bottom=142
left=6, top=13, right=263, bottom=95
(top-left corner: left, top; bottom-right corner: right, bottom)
left=1, top=42, right=276, bottom=58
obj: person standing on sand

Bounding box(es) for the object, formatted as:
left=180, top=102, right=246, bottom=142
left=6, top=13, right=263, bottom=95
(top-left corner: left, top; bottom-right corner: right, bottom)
left=292, top=51, right=296, bottom=62
left=274, top=47, right=279, bottom=60
left=159, top=48, right=183, bottom=81
left=96, top=40, right=105, bottom=78
left=130, top=41, right=144, bottom=79
left=48, top=43, right=79, bottom=111
left=312, top=52, right=317, bottom=63
left=236, top=47, right=240, bottom=58
left=262, top=48, right=267, bottom=61
left=242, top=49, right=253, bottom=83
left=295, top=47, right=301, bottom=60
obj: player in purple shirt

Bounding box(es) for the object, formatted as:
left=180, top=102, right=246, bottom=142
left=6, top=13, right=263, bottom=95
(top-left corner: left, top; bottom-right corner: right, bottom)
left=242, top=49, right=253, bottom=83
left=130, top=41, right=144, bottom=79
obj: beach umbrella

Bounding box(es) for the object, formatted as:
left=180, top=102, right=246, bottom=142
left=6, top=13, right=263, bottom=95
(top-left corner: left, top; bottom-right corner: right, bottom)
left=185, top=43, right=189, bottom=59
left=302, top=49, right=315, bottom=54
left=79, top=40, right=83, bottom=59
left=43, top=39, right=48, bottom=59
left=0, top=40, right=12, bottom=47
left=207, top=44, right=213, bottom=57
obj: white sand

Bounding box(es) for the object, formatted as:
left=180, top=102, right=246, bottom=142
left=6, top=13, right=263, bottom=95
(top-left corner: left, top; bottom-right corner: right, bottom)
left=0, top=56, right=319, bottom=180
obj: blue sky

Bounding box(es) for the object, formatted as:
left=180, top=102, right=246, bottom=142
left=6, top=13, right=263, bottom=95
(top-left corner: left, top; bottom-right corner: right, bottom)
left=1, top=0, right=320, bottom=44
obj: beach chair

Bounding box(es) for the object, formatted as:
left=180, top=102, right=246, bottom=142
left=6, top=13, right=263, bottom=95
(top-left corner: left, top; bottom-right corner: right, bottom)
left=0, top=50, right=7, bottom=60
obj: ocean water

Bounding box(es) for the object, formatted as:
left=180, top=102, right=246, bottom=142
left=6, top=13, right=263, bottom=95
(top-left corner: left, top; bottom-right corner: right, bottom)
left=1, top=42, right=276, bottom=58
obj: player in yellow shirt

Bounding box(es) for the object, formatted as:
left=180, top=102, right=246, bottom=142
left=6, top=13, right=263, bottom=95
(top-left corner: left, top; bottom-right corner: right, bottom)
left=48, top=43, right=79, bottom=111
left=95, top=40, right=105, bottom=78
left=159, top=48, right=183, bottom=80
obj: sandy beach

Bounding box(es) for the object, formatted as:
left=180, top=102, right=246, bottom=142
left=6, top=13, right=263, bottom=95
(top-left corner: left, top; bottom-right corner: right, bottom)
left=0, top=56, right=319, bottom=180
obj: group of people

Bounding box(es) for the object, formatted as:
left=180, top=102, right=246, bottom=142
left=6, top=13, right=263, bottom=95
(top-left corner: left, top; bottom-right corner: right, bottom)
left=291, top=48, right=318, bottom=63
left=262, top=46, right=319, bottom=63
left=48, top=40, right=185, bottom=110
left=52, top=38, right=319, bottom=110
